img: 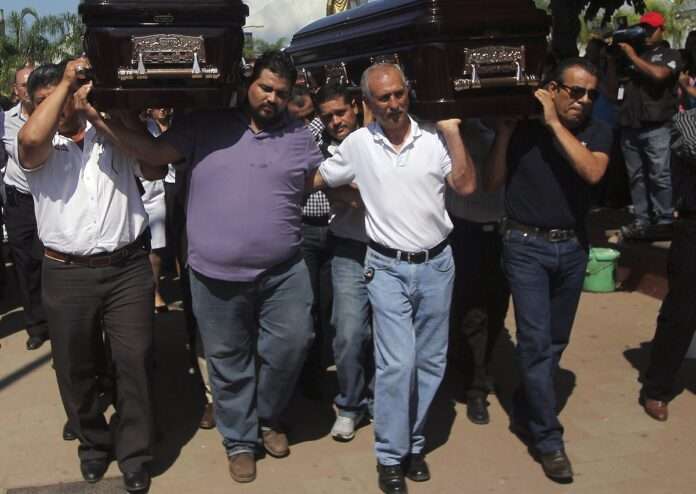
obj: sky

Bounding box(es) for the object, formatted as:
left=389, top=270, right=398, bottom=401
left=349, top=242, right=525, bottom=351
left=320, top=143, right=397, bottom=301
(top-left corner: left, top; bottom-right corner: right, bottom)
left=1, top=0, right=79, bottom=17
left=0, top=1, right=323, bottom=42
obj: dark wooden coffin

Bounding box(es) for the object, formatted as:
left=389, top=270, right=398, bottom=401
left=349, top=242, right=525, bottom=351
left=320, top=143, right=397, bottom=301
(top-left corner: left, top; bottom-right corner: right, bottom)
left=79, top=0, right=248, bottom=110
left=287, top=0, right=550, bottom=120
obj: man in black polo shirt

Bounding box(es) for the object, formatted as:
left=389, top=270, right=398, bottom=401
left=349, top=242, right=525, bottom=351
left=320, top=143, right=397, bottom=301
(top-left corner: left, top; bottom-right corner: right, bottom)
left=617, top=11, right=682, bottom=240
left=640, top=152, right=696, bottom=422
left=485, top=58, right=611, bottom=483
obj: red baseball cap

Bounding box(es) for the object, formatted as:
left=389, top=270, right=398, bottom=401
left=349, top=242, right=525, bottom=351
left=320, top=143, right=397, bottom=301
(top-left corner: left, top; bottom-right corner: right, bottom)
left=639, top=11, right=665, bottom=29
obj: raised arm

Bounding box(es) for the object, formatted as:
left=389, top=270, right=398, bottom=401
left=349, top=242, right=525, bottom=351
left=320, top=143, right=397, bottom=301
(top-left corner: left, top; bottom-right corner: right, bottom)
left=19, top=59, right=84, bottom=169
left=618, top=43, right=673, bottom=82
left=483, top=117, right=517, bottom=192
left=438, top=119, right=476, bottom=196
left=535, top=88, right=608, bottom=185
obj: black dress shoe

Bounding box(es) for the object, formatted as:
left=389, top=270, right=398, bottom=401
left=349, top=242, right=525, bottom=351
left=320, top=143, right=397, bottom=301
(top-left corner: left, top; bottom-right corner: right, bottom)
left=539, top=449, right=573, bottom=483
left=26, top=334, right=48, bottom=350
left=404, top=453, right=430, bottom=482
left=123, top=469, right=151, bottom=492
left=63, top=421, right=77, bottom=441
left=80, top=459, right=109, bottom=483
left=377, top=463, right=407, bottom=494
left=466, top=396, right=490, bottom=425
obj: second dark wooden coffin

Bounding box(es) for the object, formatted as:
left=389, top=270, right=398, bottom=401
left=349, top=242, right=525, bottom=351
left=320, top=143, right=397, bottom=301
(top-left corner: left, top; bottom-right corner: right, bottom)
left=79, top=0, right=249, bottom=110
left=287, top=0, right=551, bottom=120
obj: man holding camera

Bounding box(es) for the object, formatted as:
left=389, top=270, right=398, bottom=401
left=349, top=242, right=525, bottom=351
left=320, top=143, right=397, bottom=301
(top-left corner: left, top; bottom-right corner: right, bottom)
left=618, top=11, right=682, bottom=240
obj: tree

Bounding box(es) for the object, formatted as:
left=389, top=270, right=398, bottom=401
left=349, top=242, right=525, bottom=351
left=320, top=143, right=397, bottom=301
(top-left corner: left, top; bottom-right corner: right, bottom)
left=0, top=9, right=84, bottom=96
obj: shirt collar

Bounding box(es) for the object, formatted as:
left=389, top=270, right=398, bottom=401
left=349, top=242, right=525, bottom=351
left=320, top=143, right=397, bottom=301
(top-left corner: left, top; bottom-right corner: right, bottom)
left=8, top=102, right=27, bottom=122
left=369, top=115, right=422, bottom=150
left=237, top=109, right=291, bottom=138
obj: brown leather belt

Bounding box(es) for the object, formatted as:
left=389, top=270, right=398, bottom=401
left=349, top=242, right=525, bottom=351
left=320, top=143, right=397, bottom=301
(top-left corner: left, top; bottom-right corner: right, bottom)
left=44, top=235, right=147, bottom=268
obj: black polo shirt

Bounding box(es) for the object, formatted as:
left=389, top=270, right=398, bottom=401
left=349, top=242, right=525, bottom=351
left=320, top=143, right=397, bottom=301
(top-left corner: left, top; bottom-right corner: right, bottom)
left=619, top=42, right=682, bottom=128
left=505, top=118, right=612, bottom=231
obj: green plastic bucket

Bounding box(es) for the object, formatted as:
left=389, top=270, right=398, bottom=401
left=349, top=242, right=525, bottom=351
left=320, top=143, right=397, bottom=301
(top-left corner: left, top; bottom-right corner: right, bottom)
left=583, top=247, right=621, bottom=293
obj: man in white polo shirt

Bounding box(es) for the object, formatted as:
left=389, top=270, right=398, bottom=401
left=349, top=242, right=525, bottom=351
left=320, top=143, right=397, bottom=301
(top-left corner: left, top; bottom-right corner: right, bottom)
left=14, top=59, right=160, bottom=493
left=312, top=63, right=476, bottom=494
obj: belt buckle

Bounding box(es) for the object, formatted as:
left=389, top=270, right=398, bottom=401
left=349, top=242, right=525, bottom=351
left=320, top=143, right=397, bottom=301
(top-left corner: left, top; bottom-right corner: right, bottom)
left=548, top=229, right=567, bottom=242
left=88, top=256, right=112, bottom=268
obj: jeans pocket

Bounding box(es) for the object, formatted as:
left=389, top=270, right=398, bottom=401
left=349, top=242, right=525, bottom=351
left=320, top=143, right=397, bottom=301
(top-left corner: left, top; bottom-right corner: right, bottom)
left=429, top=249, right=454, bottom=273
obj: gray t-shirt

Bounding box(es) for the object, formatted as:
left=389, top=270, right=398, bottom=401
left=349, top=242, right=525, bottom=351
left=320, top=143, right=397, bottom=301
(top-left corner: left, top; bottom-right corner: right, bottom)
left=160, top=109, right=323, bottom=282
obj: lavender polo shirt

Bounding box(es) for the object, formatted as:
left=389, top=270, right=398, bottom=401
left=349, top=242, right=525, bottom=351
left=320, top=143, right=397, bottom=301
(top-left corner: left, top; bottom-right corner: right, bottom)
left=160, top=109, right=323, bottom=282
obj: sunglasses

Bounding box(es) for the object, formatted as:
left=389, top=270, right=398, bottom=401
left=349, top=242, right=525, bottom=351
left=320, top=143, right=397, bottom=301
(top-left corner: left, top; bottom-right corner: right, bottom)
left=558, top=84, right=599, bottom=101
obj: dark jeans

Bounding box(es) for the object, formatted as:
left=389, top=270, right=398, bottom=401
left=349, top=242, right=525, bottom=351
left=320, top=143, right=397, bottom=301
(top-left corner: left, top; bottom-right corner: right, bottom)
left=450, top=218, right=509, bottom=398
left=42, top=249, right=154, bottom=473
left=643, top=219, right=696, bottom=401
left=502, top=228, right=587, bottom=454
left=189, top=254, right=314, bottom=455
left=301, top=222, right=333, bottom=376
left=4, top=185, right=48, bottom=337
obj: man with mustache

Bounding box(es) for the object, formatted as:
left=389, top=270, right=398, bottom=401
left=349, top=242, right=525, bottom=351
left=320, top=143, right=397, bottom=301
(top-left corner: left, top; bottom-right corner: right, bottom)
left=15, top=59, right=161, bottom=492
left=95, top=51, right=322, bottom=484
left=485, top=58, right=611, bottom=483
left=311, top=63, right=476, bottom=494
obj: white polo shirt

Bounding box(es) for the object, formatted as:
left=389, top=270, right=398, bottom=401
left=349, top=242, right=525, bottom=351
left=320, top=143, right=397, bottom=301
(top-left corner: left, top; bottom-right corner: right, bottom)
left=319, top=117, right=453, bottom=252
left=3, top=103, right=31, bottom=193
left=11, top=124, right=148, bottom=255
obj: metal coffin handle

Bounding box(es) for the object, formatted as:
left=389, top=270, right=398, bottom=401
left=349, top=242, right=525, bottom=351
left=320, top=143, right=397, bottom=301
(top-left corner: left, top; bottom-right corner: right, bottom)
left=118, top=34, right=220, bottom=81
left=453, top=45, right=539, bottom=92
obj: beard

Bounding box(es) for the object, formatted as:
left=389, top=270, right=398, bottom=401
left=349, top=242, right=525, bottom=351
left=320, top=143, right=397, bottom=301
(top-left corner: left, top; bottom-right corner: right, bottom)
left=249, top=102, right=284, bottom=128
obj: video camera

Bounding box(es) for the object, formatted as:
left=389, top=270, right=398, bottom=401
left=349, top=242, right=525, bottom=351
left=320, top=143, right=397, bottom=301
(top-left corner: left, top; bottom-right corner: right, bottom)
left=604, top=16, right=652, bottom=51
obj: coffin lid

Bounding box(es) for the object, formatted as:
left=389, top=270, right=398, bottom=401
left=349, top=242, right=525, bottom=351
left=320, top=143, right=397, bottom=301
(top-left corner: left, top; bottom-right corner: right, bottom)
left=290, top=0, right=547, bottom=50
left=79, top=0, right=249, bottom=25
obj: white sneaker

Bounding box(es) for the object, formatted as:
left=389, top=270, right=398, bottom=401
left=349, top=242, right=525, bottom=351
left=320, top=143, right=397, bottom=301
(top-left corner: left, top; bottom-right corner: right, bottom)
left=331, top=413, right=363, bottom=442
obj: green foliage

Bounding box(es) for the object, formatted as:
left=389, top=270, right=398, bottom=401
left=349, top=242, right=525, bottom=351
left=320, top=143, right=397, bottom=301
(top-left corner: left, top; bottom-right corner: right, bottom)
left=0, top=9, right=84, bottom=97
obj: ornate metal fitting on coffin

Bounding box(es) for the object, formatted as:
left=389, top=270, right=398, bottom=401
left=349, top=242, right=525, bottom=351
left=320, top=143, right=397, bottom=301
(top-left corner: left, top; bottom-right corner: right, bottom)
left=323, top=62, right=351, bottom=86
left=453, top=45, right=538, bottom=92
left=118, top=34, right=220, bottom=81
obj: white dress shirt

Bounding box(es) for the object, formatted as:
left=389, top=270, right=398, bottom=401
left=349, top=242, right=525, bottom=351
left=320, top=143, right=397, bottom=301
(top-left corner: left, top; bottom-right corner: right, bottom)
left=10, top=124, right=148, bottom=255
left=3, top=103, right=31, bottom=193
left=320, top=117, right=453, bottom=252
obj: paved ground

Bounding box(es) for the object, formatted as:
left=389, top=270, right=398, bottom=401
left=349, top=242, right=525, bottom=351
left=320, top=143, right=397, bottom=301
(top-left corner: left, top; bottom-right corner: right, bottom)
left=2, top=270, right=696, bottom=494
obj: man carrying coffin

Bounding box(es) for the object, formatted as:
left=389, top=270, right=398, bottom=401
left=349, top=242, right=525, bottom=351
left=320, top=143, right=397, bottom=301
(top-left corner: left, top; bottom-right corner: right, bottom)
left=311, top=63, right=476, bottom=494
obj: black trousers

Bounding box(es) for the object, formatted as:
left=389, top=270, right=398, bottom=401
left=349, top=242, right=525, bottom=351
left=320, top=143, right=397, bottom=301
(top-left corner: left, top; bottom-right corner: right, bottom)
left=4, top=185, right=48, bottom=337
left=450, top=217, right=510, bottom=398
left=644, top=219, right=696, bottom=402
left=43, top=249, right=154, bottom=472
left=301, top=222, right=333, bottom=376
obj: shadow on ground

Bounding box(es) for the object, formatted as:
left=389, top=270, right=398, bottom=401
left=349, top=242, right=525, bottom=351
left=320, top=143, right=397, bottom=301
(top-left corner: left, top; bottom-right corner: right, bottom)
left=623, top=341, right=696, bottom=403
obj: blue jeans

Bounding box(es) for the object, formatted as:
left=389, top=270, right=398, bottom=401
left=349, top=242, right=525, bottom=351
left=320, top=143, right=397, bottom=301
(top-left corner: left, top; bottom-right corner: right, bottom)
left=189, top=254, right=314, bottom=456
left=366, top=245, right=454, bottom=466
left=331, top=237, right=372, bottom=418
left=502, top=229, right=587, bottom=454
left=621, top=125, right=674, bottom=224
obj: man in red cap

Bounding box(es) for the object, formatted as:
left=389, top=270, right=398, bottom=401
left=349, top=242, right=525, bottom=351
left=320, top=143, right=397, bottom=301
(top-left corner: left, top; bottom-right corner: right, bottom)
left=617, top=11, right=682, bottom=240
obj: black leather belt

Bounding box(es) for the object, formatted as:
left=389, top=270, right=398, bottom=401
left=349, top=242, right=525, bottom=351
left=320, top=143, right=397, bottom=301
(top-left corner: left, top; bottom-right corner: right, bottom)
left=302, top=215, right=331, bottom=227
left=369, top=239, right=448, bottom=264
left=504, top=218, right=577, bottom=242
left=44, top=233, right=148, bottom=268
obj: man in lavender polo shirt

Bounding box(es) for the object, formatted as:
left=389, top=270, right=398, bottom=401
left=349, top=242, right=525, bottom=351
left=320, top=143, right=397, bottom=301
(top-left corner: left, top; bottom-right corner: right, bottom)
left=103, top=51, right=321, bottom=483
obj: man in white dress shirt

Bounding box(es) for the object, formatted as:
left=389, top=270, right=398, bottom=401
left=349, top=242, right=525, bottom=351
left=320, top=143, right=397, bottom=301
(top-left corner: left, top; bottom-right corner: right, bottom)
left=312, top=63, right=476, bottom=494
left=14, top=59, right=162, bottom=493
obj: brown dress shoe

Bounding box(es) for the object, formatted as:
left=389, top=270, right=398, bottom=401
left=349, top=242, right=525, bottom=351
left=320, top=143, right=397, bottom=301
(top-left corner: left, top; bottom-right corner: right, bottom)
left=262, top=428, right=290, bottom=458
left=228, top=452, right=256, bottom=483
left=644, top=398, right=668, bottom=422
left=199, top=402, right=216, bottom=430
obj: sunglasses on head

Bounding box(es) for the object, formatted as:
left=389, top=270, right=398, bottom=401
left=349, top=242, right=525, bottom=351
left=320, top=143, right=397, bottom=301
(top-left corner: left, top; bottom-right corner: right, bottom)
left=558, top=84, right=599, bottom=101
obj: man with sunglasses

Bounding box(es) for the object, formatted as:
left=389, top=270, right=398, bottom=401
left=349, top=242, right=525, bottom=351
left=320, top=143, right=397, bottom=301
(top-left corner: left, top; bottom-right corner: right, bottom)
left=617, top=11, right=682, bottom=240
left=485, top=58, right=611, bottom=483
